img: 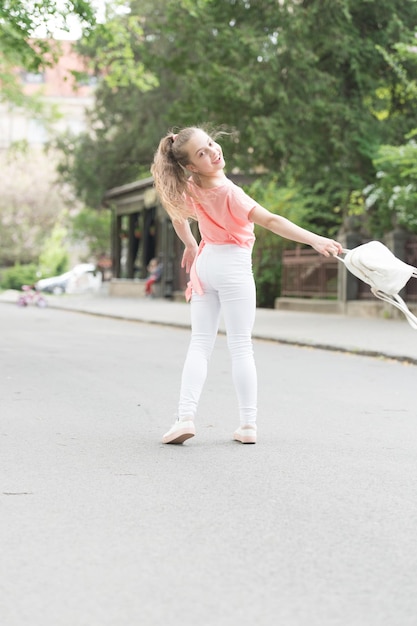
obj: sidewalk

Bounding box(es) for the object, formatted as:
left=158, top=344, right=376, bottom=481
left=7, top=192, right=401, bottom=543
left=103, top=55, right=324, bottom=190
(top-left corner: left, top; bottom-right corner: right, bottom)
left=2, top=288, right=417, bottom=364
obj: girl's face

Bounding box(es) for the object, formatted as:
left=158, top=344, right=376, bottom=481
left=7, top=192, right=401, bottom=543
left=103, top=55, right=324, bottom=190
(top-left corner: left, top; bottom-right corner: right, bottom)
left=184, top=130, right=225, bottom=178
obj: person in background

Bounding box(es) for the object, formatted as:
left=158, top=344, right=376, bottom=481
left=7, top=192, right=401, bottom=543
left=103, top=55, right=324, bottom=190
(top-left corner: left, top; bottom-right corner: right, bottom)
left=145, top=258, right=163, bottom=296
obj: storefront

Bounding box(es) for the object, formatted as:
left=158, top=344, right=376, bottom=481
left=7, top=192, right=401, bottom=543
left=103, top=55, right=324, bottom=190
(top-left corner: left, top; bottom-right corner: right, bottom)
left=103, top=177, right=188, bottom=298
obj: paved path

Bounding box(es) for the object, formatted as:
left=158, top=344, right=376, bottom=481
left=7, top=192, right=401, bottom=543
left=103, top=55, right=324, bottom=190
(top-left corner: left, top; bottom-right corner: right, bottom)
left=2, top=289, right=417, bottom=363
left=1, top=300, right=417, bottom=625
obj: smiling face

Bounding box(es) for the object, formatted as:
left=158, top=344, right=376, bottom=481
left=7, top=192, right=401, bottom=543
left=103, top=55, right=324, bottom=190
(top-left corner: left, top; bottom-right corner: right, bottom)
left=184, top=129, right=226, bottom=184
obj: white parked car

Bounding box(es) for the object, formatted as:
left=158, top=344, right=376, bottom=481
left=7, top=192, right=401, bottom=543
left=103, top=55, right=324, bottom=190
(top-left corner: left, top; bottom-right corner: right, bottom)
left=35, top=264, right=102, bottom=295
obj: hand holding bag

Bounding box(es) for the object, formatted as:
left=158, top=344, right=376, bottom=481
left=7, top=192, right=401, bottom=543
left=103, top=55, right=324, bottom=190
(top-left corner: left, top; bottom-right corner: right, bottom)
left=337, top=241, right=417, bottom=329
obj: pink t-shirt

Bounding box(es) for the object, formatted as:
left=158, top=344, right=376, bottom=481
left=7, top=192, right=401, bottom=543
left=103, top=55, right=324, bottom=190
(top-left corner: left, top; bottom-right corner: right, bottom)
left=184, top=178, right=259, bottom=300
left=187, top=178, right=257, bottom=249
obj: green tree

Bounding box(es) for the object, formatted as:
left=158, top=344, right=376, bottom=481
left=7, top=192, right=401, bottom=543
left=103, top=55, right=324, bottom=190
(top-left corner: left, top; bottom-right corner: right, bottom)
left=153, top=0, right=417, bottom=210
left=0, top=0, right=96, bottom=106
left=54, top=0, right=181, bottom=207
left=38, top=225, right=70, bottom=277
left=363, top=132, right=417, bottom=237
left=248, top=177, right=321, bottom=307
left=350, top=32, right=417, bottom=237
left=0, top=149, right=72, bottom=266
left=54, top=82, right=171, bottom=207
left=62, top=0, right=417, bottom=223
left=69, top=207, right=111, bottom=259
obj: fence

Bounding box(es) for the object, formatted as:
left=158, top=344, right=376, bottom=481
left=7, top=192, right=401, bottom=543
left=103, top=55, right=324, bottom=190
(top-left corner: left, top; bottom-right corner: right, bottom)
left=282, top=237, right=417, bottom=301
left=281, top=248, right=338, bottom=298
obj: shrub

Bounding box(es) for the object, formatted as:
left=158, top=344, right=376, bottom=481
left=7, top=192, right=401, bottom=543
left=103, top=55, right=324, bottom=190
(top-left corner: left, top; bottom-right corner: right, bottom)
left=0, top=264, right=39, bottom=290
left=247, top=178, right=312, bottom=308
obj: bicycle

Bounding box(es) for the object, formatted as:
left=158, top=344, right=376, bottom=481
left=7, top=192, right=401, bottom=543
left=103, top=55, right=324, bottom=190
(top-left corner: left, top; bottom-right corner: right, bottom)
left=17, top=285, right=48, bottom=308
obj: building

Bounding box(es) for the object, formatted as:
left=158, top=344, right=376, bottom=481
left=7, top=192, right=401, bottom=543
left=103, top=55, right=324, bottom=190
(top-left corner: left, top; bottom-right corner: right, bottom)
left=103, top=177, right=189, bottom=298
left=0, top=40, right=98, bottom=269
left=0, top=40, right=95, bottom=150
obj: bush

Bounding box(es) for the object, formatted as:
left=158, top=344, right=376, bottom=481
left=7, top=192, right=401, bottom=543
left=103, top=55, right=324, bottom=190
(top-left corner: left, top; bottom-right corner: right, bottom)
left=252, top=243, right=282, bottom=309
left=0, top=264, right=39, bottom=290
left=38, top=225, right=70, bottom=278
left=247, top=178, right=311, bottom=308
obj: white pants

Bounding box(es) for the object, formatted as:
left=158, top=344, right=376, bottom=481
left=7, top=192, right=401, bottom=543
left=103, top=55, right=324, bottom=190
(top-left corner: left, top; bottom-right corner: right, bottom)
left=178, top=244, right=257, bottom=425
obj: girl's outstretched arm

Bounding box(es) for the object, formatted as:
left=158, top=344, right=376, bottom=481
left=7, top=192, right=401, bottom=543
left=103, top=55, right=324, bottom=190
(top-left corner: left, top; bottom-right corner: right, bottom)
left=172, top=219, right=199, bottom=272
left=250, top=205, right=342, bottom=257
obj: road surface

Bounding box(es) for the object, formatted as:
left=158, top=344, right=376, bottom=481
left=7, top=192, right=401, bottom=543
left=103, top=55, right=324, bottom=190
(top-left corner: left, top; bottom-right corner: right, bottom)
left=1, top=305, right=416, bottom=626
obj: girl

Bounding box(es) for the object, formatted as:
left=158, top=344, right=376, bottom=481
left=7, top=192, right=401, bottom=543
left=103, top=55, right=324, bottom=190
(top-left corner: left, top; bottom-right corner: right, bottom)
left=145, top=257, right=163, bottom=296
left=151, top=126, right=342, bottom=445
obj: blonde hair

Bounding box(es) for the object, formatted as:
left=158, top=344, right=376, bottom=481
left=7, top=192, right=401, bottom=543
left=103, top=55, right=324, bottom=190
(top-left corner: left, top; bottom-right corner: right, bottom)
left=151, top=125, right=222, bottom=222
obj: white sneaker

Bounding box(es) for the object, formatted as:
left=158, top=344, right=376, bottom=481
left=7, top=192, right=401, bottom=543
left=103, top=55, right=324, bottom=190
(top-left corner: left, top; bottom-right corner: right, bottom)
left=233, top=425, right=257, bottom=444
left=162, top=418, right=195, bottom=444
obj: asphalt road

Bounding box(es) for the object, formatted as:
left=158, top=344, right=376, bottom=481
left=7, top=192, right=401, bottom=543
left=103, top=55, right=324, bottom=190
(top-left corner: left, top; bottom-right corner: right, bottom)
left=1, top=304, right=417, bottom=626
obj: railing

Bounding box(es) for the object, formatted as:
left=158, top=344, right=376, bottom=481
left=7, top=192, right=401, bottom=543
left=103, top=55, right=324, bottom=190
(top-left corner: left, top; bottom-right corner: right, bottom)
left=282, top=238, right=417, bottom=301
left=281, top=248, right=338, bottom=298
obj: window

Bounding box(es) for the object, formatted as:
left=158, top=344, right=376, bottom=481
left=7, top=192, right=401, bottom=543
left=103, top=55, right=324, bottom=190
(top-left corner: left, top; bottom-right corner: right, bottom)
left=21, top=72, right=45, bottom=84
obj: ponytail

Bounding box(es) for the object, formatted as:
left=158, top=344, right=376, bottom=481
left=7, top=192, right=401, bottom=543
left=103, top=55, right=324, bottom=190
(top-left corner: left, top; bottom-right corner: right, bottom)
left=151, top=128, right=199, bottom=222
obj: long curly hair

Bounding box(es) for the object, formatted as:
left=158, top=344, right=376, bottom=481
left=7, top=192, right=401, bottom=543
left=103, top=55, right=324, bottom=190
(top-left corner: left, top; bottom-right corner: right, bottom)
left=151, top=125, right=223, bottom=222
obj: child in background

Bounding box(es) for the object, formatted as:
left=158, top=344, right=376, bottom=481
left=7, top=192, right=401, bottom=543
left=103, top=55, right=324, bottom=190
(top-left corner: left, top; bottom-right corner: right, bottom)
left=145, top=258, right=163, bottom=296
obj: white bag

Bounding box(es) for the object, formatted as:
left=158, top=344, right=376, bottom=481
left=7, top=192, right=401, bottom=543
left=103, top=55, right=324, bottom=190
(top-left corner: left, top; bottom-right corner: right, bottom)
left=337, top=240, right=417, bottom=329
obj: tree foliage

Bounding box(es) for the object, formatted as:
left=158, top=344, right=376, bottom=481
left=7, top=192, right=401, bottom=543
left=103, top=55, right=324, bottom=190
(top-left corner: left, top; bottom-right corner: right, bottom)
left=153, top=0, right=417, bottom=201
left=69, top=207, right=112, bottom=259
left=0, top=150, right=72, bottom=266
left=54, top=81, right=171, bottom=207
left=0, top=0, right=96, bottom=105
left=61, top=0, right=417, bottom=223
left=248, top=178, right=314, bottom=307
left=363, top=131, right=417, bottom=237
left=38, top=225, right=70, bottom=277
left=345, top=32, right=417, bottom=237
left=76, top=2, right=158, bottom=91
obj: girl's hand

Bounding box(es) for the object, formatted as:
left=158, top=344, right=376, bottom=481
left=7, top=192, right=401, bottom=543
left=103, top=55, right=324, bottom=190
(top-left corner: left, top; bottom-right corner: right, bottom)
left=311, top=236, right=343, bottom=257
left=181, top=245, right=198, bottom=273
left=171, top=219, right=199, bottom=272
